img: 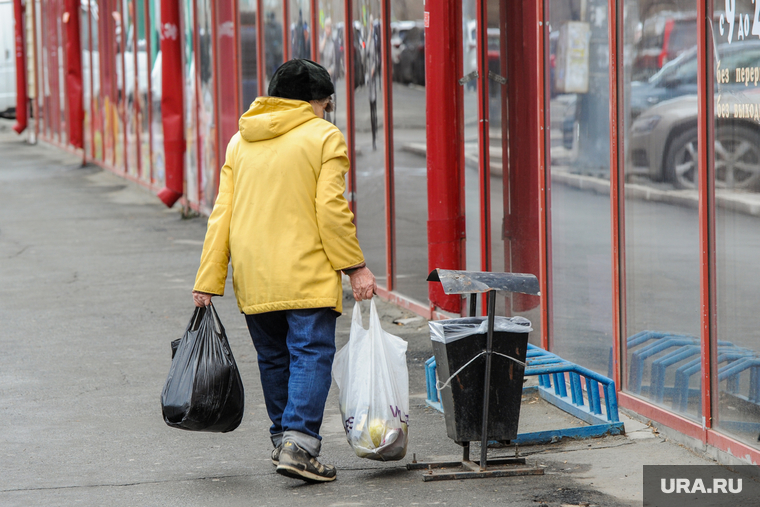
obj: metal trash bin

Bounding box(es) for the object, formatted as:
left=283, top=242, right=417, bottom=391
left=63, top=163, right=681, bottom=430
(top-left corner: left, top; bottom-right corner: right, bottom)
left=430, top=316, right=532, bottom=443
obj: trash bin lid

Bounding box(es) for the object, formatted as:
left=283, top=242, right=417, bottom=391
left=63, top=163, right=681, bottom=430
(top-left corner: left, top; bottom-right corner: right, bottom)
left=427, top=269, right=540, bottom=296
left=429, top=316, right=533, bottom=344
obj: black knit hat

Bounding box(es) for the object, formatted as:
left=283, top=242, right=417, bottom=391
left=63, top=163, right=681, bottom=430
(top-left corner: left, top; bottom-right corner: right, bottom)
left=267, top=59, right=335, bottom=102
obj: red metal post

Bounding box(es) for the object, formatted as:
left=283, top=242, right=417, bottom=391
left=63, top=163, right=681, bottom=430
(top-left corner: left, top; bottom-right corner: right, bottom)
left=380, top=0, right=395, bottom=291
left=424, top=0, right=465, bottom=313
left=12, top=0, right=28, bottom=134
left=608, top=0, right=625, bottom=388
left=283, top=0, right=289, bottom=61
left=505, top=0, right=542, bottom=320
left=64, top=0, right=84, bottom=148
left=310, top=0, right=318, bottom=62
left=475, top=0, right=490, bottom=279
left=697, top=0, right=716, bottom=432
left=255, top=0, right=264, bottom=97
left=534, top=0, right=548, bottom=349
left=344, top=0, right=357, bottom=217
left=157, top=0, right=185, bottom=207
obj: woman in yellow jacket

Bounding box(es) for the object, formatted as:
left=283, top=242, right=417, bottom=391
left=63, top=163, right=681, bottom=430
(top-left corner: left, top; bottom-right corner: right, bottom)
left=192, top=59, right=376, bottom=483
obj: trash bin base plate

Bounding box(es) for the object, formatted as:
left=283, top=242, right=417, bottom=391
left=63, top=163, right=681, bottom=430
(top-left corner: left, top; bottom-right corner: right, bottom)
left=407, top=458, right=544, bottom=482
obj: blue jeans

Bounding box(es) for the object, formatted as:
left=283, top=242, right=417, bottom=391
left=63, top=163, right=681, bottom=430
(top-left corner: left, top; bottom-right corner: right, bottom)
left=245, top=308, right=337, bottom=457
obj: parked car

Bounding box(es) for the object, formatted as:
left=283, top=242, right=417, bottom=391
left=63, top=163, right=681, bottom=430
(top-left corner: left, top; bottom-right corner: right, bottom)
left=632, top=40, right=760, bottom=121
left=627, top=90, right=760, bottom=190
left=632, top=12, right=698, bottom=82
left=391, top=20, right=417, bottom=66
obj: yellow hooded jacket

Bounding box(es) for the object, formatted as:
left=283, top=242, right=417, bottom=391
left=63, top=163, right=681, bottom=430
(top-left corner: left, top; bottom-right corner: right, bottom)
left=193, top=97, right=364, bottom=314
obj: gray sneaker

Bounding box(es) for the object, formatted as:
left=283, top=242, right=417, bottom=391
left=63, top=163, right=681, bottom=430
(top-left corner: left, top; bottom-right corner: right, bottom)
left=276, top=441, right=337, bottom=482
left=271, top=445, right=282, bottom=466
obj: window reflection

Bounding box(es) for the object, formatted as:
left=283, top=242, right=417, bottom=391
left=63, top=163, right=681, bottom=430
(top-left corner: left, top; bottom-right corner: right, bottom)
left=352, top=0, right=386, bottom=287
left=290, top=1, right=310, bottom=59
left=390, top=3, right=426, bottom=301
left=623, top=2, right=701, bottom=420
left=264, top=2, right=283, bottom=86
left=713, top=1, right=760, bottom=449
left=240, top=3, right=258, bottom=109
left=547, top=1, right=612, bottom=374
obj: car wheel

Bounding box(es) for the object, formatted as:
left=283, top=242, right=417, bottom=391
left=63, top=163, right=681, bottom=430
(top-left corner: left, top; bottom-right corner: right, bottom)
left=665, top=125, right=760, bottom=189
left=714, top=125, right=760, bottom=190
left=664, top=127, right=698, bottom=189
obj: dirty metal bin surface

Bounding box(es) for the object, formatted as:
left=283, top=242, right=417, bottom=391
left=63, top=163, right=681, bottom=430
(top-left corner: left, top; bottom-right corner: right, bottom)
left=430, top=317, right=531, bottom=444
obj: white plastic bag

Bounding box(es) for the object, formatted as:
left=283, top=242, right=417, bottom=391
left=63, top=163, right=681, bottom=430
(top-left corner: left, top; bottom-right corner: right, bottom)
left=332, top=300, right=409, bottom=461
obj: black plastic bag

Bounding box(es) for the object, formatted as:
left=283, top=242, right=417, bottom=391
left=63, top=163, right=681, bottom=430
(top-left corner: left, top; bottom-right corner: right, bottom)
left=161, top=304, right=244, bottom=432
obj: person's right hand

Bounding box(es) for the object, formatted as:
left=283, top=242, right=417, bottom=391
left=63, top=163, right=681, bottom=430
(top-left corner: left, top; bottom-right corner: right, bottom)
left=349, top=267, right=376, bottom=301
left=192, top=290, right=213, bottom=307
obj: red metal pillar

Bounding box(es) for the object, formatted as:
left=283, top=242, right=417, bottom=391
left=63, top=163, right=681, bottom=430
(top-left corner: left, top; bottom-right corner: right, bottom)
left=310, top=0, right=318, bottom=62
left=283, top=0, right=290, bottom=61
left=608, top=0, right=625, bottom=389
left=157, top=0, right=185, bottom=207
left=505, top=0, right=542, bottom=320
left=475, top=0, right=490, bottom=277
left=425, top=0, right=465, bottom=313
left=697, top=0, right=716, bottom=433
left=380, top=0, right=395, bottom=291
left=255, top=0, right=264, bottom=96
left=12, top=0, right=28, bottom=134
left=64, top=0, right=84, bottom=149
left=344, top=0, right=357, bottom=217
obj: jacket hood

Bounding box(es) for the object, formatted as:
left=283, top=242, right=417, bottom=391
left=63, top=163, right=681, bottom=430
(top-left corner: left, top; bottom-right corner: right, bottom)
left=239, top=97, right=317, bottom=142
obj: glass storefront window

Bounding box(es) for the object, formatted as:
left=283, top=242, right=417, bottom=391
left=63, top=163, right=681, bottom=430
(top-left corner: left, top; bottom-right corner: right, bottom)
left=290, top=0, right=310, bottom=59
left=196, top=0, right=217, bottom=209
left=390, top=0, right=426, bottom=302
left=150, top=0, right=164, bottom=187
left=123, top=0, right=138, bottom=177
left=712, top=0, right=760, bottom=449
left=239, top=0, right=258, bottom=109
left=317, top=0, right=345, bottom=133
left=546, top=0, right=613, bottom=374
left=623, top=1, right=701, bottom=420
left=135, top=0, right=151, bottom=183
left=183, top=0, right=198, bottom=202
left=263, top=0, right=284, bottom=88
left=353, top=0, right=386, bottom=288
left=462, top=0, right=480, bottom=278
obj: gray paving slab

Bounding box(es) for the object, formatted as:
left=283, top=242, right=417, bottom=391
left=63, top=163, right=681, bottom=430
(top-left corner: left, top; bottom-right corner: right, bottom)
left=0, top=119, right=721, bottom=507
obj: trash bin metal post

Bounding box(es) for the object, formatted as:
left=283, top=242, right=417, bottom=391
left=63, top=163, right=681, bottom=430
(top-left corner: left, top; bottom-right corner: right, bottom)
left=480, top=290, right=496, bottom=470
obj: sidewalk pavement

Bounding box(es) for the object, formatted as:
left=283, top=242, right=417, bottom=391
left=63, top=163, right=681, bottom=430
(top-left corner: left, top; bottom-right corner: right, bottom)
left=0, top=119, right=721, bottom=507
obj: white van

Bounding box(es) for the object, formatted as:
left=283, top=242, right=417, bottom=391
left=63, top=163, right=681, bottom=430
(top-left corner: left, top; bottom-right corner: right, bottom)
left=0, top=0, right=17, bottom=117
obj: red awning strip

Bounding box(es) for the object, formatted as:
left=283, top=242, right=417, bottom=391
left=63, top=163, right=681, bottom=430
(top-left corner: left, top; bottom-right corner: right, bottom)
left=12, top=0, right=27, bottom=134
left=157, top=0, right=185, bottom=207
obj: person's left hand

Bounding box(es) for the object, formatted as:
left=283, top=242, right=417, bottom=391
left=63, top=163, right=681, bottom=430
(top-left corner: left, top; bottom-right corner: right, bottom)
left=192, top=291, right=213, bottom=307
